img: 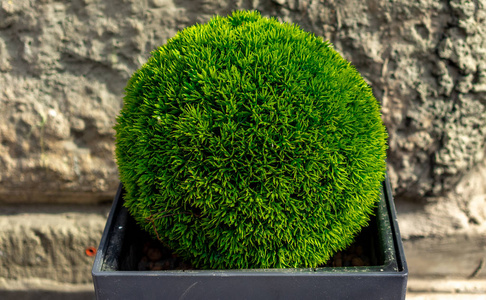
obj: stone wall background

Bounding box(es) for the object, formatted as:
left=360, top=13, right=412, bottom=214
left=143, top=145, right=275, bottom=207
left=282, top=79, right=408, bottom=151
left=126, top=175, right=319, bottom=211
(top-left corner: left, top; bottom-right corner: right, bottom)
left=1, top=0, right=486, bottom=295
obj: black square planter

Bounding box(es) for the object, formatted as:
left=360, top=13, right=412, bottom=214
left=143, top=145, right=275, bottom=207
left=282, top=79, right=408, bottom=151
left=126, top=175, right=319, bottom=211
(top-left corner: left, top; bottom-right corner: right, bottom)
left=92, top=177, right=408, bottom=299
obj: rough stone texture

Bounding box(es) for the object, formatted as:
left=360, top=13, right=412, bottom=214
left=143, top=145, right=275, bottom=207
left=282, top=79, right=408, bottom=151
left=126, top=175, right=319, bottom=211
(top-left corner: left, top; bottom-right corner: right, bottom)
left=396, top=159, right=486, bottom=239
left=0, top=279, right=94, bottom=300
left=1, top=0, right=486, bottom=205
left=0, top=204, right=109, bottom=284
left=403, top=234, right=486, bottom=279
left=408, top=278, right=486, bottom=294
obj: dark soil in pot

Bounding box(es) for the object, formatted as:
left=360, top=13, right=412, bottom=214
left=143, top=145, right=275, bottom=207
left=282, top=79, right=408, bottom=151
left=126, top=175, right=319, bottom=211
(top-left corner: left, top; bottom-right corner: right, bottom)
left=124, top=216, right=379, bottom=271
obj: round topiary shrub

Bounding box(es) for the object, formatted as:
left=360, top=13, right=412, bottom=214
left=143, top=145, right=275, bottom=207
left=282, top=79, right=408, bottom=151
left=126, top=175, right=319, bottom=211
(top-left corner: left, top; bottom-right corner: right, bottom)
left=114, top=10, right=388, bottom=269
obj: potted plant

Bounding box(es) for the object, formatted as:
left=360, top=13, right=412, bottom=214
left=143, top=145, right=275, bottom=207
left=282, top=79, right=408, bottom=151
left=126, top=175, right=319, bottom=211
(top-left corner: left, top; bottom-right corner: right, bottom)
left=93, top=10, right=407, bottom=299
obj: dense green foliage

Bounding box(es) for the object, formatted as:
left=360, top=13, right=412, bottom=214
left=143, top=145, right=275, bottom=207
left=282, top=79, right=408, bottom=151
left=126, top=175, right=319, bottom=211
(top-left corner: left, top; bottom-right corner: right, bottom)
left=114, top=10, right=388, bottom=269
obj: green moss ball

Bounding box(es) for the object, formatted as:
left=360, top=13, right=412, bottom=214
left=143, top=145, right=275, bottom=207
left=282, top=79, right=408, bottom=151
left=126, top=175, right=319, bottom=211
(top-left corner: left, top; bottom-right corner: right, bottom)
left=114, top=10, right=388, bottom=269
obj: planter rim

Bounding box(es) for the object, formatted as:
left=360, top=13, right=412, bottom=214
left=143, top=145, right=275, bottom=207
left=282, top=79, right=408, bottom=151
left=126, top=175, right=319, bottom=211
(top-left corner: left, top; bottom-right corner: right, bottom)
left=92, top=176, right=408, bottom=300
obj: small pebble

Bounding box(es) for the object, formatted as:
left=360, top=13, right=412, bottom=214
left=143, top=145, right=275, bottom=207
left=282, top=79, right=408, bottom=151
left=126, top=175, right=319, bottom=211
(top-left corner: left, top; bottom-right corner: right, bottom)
left=138, top=256, right=150, bottom=271
left=333, top=258, right=342, bottom=267
left=143, top=242, right=151, bottom=254
left=147, top=247, right=163, bottom=261
left=352, top=257, right=364, bottom=266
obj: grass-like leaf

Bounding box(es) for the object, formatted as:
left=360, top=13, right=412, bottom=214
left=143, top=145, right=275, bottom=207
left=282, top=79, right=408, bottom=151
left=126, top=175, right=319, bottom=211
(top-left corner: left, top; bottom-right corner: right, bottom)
left=114, top=10, right=388, bottom=269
